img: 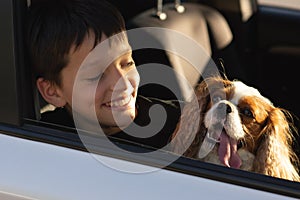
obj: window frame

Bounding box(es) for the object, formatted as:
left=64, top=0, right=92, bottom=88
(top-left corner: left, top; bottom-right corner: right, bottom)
left=0, top=0, right=21, bottom=125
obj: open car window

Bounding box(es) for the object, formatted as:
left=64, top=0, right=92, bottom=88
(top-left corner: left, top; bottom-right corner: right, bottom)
left=1, top=0, right=299, bottom=199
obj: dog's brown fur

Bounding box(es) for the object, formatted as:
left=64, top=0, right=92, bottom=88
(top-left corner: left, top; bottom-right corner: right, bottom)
left=170, top=76, right=300, bottom=181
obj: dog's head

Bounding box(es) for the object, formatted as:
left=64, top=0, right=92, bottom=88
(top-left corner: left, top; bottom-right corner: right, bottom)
left=171, top=76, right=299, bottom=181
left=200, top=77, right=273, bottom=162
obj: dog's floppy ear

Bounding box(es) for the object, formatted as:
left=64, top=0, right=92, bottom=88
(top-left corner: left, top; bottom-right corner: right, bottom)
left=170, top=79, right=211, bottom=157
left=253, top=108, right=300, bottom=181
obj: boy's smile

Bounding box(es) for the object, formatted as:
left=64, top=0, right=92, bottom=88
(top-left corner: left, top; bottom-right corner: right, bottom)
left=104, top=95, right=132, bottom=108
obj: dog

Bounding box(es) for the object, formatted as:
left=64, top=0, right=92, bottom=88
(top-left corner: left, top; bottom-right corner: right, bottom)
left=170, top=76, right=300, bottom=181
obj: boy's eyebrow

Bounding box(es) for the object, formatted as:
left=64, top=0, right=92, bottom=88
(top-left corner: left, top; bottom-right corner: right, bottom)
left=108, top=33, right=132, bottom=52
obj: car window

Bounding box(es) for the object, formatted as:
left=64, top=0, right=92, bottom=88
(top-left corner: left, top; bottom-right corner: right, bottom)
left=3, top=0, right=300, bottom=199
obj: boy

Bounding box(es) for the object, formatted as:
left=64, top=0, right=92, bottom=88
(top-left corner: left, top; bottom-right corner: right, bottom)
left=26, top=0, right=181, bottom=149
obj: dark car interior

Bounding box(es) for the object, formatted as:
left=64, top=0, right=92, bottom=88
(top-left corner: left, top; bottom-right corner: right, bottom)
left=109, top=0, right=300, bottom=118
left=109, top=0, right=300, bottom=157
left=13, top=0, right=300, bottom=176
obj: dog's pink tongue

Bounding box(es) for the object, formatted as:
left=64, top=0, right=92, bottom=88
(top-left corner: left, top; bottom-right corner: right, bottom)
left=218, top=132, right=242, bottom=169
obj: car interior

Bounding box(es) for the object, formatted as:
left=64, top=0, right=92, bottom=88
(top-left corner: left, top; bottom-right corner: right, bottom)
left=111, top=0, right=300, bottom=158
left=13, top=0, right=300, bottom=179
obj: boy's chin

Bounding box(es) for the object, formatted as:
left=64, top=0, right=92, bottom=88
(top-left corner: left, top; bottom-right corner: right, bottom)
left=100, top=111, right=136, bottom=130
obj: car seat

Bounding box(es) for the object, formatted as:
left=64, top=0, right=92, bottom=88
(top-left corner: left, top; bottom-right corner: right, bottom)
left=126, top=0, right=245, bottom=101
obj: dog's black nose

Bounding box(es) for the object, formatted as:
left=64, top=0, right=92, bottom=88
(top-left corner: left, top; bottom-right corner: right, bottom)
left=217, top=102, right=232, bottom=113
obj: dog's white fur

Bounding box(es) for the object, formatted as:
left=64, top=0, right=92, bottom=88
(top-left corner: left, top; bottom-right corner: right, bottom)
left=171, top=76, right=300, bottom=181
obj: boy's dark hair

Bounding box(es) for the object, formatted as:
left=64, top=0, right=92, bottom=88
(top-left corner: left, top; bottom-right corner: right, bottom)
left=26, top=0, right=126, bottom=86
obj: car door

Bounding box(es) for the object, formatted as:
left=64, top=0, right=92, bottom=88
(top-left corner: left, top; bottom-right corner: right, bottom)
left=0, top=0, right=299, bottom=199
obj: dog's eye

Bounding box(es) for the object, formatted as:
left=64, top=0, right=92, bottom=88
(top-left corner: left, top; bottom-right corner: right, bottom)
left=212, top=96, right=222, bottom=103
left=241, top=108, right=254, bottom=118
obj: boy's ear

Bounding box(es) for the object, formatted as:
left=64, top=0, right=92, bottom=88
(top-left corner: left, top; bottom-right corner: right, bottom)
left=36, top=78, right=67, bottom=107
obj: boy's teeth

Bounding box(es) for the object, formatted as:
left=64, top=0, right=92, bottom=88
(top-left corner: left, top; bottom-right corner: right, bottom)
left=106, top=96, right=131, bottom=107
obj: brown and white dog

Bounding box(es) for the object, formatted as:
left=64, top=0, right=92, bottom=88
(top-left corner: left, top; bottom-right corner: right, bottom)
left=170, top=76, right=300, bottom=181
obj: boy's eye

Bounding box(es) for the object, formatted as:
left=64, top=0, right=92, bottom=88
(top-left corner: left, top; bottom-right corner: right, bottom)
left=87, top=72, right=103, bottom=82
left=122, top=61, right=135, bottom=68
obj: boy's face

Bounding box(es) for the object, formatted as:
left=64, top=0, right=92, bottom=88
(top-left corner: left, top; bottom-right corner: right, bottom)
left=57, top=33, right=140, bottom=134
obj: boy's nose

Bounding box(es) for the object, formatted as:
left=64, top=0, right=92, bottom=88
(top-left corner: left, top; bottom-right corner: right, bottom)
left=109, top=67, right=130, bottom=91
